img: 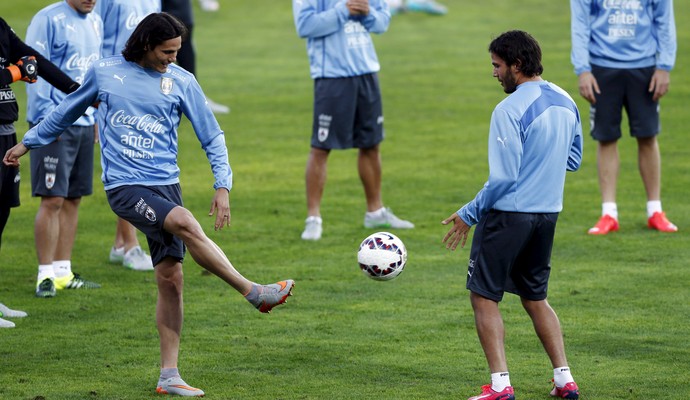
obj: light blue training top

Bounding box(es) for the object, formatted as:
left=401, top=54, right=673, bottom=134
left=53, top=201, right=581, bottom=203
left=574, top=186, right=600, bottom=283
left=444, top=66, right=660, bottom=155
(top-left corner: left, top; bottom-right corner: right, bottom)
left=22, top=55, right=232, bottom=192
left=293, top=0, right=390, bottom=79
left=94, top=0, right=161, bottom=57
left=458, top=81, right=583, bottom=226
left=25, top=0, right=103, bottom=126
left=570, top=0, right=676, bottom=75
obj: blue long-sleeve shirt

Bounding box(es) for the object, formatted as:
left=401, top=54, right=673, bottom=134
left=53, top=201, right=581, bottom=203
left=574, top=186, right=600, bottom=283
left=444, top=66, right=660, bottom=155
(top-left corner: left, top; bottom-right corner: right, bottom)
left=293, top=0, right=390, bottom=79
left=25, top=1, right=102, bottom=126
left=22, top=55, right=232, bottom=192
left=458, top=81, right=583, bottom=226
left=570, top=0, right=676, bottom=75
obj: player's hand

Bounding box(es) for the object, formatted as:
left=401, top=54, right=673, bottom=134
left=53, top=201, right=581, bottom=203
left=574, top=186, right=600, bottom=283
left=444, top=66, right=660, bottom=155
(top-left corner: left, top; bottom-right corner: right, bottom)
left=209, top=188, right=231, bottom=231
left=347, top=0, right=370, bottom=16
left=441, top=212, right=471, bottom=251
left=3, top=142, right=29, bottom=167
left=649, top=69, right=670, bottom=102
left=577, top=71, right=600, bottom=104
left=16, top=56, right=38, bottom=83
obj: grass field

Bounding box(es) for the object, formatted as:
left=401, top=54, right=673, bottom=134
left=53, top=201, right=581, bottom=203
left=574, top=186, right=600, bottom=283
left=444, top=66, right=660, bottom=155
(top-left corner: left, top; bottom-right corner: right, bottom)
left=1, top=1, right=689, bottom=399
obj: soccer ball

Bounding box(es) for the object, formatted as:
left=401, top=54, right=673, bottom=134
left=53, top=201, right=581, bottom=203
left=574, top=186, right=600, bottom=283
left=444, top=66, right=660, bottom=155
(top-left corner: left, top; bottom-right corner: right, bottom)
left=357, top=232, right=407, bottom=281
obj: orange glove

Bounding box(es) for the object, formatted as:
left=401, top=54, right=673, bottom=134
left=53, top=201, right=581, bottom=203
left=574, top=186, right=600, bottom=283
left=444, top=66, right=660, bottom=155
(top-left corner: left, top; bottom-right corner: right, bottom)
left=8, top=56, right=38, bottom=83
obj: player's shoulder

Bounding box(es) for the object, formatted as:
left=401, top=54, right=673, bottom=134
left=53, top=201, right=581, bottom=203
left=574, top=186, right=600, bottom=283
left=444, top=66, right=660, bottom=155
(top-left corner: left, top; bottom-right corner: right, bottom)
left=93, top=55, right=127, bottom=72
left=165, top=63, right=196, bottom=85
left=34, top=2, right=69, bottom=20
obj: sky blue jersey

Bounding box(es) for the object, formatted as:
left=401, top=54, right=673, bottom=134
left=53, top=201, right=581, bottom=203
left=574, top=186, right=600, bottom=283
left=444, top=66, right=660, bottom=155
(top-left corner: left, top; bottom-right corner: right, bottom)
left=25, top=1, right=103, bottom=126
left=293, top=0, right=390, bottom=79
left=570, top=0, right=676, bottom=75
left=22, top=56, right=232, bottom=192
left=458, top=81, right=583, bottom=226
left=94, top=0, right=160, bottom=57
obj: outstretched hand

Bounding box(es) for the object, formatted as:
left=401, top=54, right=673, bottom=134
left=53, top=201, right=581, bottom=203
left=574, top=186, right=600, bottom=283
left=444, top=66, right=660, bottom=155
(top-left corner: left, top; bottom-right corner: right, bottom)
left=3, top=142, right=29, bottom=167
left=209, top=188, right=231, bottom=231
left=441, top=212, right=471, bottom=251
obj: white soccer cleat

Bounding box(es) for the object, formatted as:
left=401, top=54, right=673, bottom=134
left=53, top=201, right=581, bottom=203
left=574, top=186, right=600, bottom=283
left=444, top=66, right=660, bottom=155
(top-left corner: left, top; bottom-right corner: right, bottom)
left=301, top=216, right=323, bottom=240
left=123, top=246, right=154, bottom=271
left=364, top=207, right=414, bottom=229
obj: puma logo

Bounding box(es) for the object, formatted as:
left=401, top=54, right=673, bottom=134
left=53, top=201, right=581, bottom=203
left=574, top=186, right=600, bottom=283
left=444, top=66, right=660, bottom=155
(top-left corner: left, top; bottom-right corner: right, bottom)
left=497, top=136, right=508, bottom=147
left=113, top=74, right=126, bottom=84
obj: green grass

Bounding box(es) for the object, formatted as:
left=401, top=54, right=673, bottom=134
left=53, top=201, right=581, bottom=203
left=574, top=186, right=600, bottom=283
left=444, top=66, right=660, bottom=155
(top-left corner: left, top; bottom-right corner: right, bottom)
left=1, top=1, right=689, bottom=399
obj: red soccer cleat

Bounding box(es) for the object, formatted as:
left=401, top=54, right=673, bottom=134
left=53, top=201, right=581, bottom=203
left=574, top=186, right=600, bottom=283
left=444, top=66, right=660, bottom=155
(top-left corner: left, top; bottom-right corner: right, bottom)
left=468, top=384, right=515, bottom=400
left=550, top=381, right=579, bottom=399
left=647, top=211, right=678, bottom=232
left=587, top=214, right=619, bottom=235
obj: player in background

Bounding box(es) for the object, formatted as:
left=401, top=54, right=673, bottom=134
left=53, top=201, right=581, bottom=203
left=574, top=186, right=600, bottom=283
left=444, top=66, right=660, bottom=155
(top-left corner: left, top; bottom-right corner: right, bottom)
left=25, top=0, right=103, bottom=298
left=571, top=0, right=677, bottom=235
left=442, top=31, right=581, bottom=400
left=293, top=0, right=414, bottom=241
left=162, top=0, right=230, bottom=114
left=94, top=0, right=160, bottom=271
left=4, top=13, right=294, bottom=396
left=1, top=16, right=79, bottom=327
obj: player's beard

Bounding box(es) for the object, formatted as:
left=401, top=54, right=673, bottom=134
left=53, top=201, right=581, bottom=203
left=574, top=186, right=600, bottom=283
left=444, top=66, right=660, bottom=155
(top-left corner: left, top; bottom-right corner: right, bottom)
left=500, top=70, right=518, bottom=94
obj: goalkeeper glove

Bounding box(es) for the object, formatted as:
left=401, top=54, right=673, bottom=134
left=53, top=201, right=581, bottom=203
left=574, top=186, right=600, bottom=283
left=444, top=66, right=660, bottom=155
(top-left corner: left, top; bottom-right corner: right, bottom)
left=8, top=56, right=38, bottom=83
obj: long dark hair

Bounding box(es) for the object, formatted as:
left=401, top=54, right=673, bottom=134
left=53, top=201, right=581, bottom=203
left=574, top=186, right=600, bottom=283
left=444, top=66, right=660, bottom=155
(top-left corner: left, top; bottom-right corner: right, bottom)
left=489, top=30, right=543, bottom=77
left=122, top=12, right=188, bottom=62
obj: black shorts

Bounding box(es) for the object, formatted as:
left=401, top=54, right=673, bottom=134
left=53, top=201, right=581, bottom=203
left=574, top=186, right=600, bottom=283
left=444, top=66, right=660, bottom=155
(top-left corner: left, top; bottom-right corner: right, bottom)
left=311, top=73, right=384, bottom=150
left=466, top=210, right=559, bottom=302
left=106, top=184, right=185, bottom=267
left=590, top=65, right=660, bottom=141
left=0, top=133, right=20, bottom=208
left=29, top=125, right=94, bottom=198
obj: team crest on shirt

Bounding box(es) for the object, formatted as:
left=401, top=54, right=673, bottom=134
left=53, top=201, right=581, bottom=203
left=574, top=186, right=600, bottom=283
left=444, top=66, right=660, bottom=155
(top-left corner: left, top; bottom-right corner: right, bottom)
left=160, top=77, right=173, bottom=95
left=45, top=173, right=56, bottom=189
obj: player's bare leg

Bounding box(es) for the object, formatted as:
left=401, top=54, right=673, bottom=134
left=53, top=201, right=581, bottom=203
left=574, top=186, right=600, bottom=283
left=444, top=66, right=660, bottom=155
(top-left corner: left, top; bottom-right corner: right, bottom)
left=163, top=206, right=252, bottom=294
left=470, top=292, right=508, bottom=373
left=358, top=146, right=383, bottom=212
left=637, top=136, right=661, bottom=201
left=596, top=140, right=619, bottom=204
left=305, top=147, right=329, bottom=218
left=521, top=298, right=568, bottom=368
left=155, top=258, right=183, bottom=370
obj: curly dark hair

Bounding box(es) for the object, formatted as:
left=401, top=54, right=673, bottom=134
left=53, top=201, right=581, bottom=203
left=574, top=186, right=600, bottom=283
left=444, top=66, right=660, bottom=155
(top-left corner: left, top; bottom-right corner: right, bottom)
left=122, top=12, right=188, bottom=62
left=489, top=30, right=543, bottom=77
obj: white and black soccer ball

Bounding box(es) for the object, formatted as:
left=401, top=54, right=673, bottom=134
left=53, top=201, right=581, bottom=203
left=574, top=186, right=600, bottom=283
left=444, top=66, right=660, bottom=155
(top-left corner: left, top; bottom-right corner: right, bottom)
left=357, top=232, right=407, bottom=281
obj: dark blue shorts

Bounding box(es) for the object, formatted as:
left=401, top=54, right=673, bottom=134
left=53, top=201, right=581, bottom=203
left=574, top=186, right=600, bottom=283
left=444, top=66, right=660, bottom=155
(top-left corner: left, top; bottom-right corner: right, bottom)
left=106, top=184, right=185, bottom=266
left=590, top=65, right=660, bottom=141
left=29, top=124, right=94, bottom=198
left=0, top=133, right=20, bottom=208
left=311, top=73, right=384, bottom=150
left=466, top=210, right=559, bottom=302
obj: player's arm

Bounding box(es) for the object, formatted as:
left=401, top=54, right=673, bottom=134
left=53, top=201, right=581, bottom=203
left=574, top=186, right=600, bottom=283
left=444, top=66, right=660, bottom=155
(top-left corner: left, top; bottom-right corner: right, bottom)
left=357, top=0, right=391, bottom=34
left=6, top=31, right=79, bottom=94
left=181, top=81, right=234, bottom=229
left=293, top=0, right=349, bottom=38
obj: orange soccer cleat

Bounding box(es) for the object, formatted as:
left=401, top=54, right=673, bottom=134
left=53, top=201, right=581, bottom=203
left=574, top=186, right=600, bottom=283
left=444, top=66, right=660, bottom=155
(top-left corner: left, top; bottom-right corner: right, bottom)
left=587, top=214, right=619, bottom=235
left=647, top=211, right=678, bottom=232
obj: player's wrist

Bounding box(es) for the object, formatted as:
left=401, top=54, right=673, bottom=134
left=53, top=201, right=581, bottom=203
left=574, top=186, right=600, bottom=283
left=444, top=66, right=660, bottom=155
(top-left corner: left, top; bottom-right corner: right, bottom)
left=8, top=65, right=22, bottom=83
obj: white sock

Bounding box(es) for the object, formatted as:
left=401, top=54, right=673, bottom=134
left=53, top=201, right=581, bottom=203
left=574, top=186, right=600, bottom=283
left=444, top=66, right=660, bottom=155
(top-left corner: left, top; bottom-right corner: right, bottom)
left=602, top=202, right=618, bottom=220
left=646, top=201, right=662, bottom=218
left=53, top=260, right=72, bottom=278
left=553, top=366, right=574, bottom=388
left=37, top=264, right=55, bottom=283
left=366, top=207, right=386, bottom=218
left=491, top=372, right=511, bottom=392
